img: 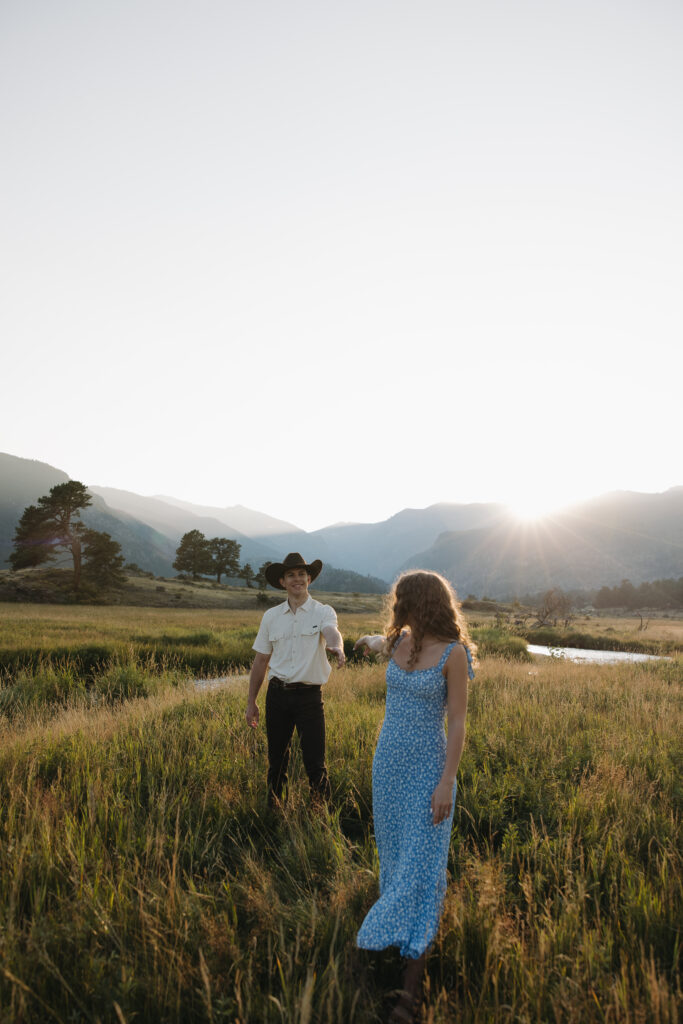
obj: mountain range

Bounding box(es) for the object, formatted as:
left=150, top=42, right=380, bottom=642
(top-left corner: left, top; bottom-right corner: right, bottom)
left=1, top=452, right=682, bottom=597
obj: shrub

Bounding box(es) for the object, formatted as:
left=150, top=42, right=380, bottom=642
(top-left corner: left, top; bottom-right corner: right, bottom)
left=472, top=626, right=531, bottom=661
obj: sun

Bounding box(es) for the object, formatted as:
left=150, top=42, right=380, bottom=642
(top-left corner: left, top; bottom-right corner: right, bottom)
left=508, top=499, right=554, bottom=522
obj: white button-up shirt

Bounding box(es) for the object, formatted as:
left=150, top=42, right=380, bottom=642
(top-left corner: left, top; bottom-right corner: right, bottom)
left=252, top=596, right=339, bottom=684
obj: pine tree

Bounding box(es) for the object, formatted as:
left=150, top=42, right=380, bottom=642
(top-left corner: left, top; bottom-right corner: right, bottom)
left=82, top=530, right=127, bottom=587
left=255, top=561, right=273, bottom=589
left=240, top=562, right=255, bottom=588
left=10, top=481, right=93, bottom=590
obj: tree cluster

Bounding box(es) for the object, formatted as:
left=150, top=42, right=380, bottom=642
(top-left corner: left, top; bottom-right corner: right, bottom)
left=173, top=531, right=271, bottom=588
left=594, top=577, right=683, bottom=610
left=10, top=482, right=126, bottom=590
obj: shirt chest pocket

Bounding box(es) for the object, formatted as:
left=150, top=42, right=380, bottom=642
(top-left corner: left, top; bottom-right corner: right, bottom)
left=301, top=622, right=322, bottom=639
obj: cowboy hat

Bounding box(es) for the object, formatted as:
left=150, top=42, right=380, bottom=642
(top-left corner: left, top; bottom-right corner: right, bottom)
left=265, top=552, right=323, bottom=590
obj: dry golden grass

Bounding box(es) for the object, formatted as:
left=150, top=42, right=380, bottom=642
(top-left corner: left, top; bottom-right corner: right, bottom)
left=568, top=611, right=683, bottom=644
left=0, top=598, right=385, bottom=648
left=0, top=653, right=680, bottom=1022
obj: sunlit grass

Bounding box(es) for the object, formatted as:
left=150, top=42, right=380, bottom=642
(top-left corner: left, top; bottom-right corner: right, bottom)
left=0, top=651, right=680, bottom=1022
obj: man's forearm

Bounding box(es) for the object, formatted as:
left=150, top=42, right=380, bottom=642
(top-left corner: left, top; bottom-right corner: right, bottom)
left=248, top=655, right=269, bottom=702
left=322, top=624, right=344, bottom=651
left=322, top=624, right=345, bottom=666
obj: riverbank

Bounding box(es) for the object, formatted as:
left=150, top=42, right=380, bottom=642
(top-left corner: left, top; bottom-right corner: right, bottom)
left=519, top=624, right=679, bottom=657
left=527, top=643, right=670, bottom=664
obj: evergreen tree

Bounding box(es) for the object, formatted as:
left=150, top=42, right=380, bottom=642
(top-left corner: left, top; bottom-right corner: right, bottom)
left=82, top=529, right=126, bottom=587
left=616, top=579, right=638, bottom=609
left=9, top=505, right=55, bottom=569
left=240, top=562, right=255, bottom=588
left=10, top=481, right=93, bottom=590
left=208, top=537, right=241, bottom=584
left=255, top=561, right=273, bottom=589
left=173, top=530, right=213, bottom=578
left=594, top=585, right=615, bottom=608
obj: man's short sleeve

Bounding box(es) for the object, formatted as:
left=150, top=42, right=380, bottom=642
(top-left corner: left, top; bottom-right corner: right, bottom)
left=252, top=612, right=273, bottom=655
left=320, top=603, right=338, bottom=629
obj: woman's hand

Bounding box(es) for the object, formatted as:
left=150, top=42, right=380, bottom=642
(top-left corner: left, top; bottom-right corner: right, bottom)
left=354, top=634, right=386, bottom=653
left=430, top=779, right=454, bottom=825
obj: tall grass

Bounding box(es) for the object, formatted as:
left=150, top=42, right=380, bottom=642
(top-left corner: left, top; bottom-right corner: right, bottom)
left=0, top=651, right=680, bottom=1022
left=0, top=613, right=532, bottom=693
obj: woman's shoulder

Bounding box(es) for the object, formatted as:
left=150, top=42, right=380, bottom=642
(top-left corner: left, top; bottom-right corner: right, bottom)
left=443, top=641, right=474, bottom=679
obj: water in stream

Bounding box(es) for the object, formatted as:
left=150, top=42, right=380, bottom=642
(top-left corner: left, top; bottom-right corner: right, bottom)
left=527, top=644, right=667, bottom=664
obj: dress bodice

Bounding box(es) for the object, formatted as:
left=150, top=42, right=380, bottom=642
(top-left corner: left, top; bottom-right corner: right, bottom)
left=384, top=641, right=474, bottom=732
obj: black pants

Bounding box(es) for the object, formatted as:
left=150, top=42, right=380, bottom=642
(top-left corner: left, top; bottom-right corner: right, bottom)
left=265, top=679, right=330, bottom=802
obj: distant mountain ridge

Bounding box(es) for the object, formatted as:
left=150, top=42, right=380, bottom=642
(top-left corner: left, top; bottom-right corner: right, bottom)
left=404, top=489, right=683, bottom=597
left=1, top=452, right=682, bottom=597
left=154, top=496, right=304, bottom=540
left=0, top=455, right=368, bottom=587
left=90, top=486, right=280, bottom=568
left=310, top=502, right=506, bottom=582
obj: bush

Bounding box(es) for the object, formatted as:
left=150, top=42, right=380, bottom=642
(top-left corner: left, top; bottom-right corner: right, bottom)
left=125, top=563, right=154, bottom=578
left=472, top=626, right=531, bottom=661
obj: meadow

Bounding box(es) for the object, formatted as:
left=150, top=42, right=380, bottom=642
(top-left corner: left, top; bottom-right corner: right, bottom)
left=0, top=601, right=681, bottom=1023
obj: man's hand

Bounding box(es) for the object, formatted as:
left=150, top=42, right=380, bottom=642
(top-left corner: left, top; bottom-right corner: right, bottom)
left=246, top=652, right=270, bottom=728
left=245, top=700, right=259, bottom=728
left=327, top=645, right=346, bottom=668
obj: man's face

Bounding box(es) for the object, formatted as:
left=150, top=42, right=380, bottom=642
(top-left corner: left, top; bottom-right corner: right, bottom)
left=280, top=567, right=311, bottom=599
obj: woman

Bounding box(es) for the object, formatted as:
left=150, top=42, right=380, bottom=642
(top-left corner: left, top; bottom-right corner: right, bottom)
left=355, top=570, right=475, bottom=1024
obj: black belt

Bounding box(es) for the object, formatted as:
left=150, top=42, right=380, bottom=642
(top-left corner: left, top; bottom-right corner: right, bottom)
left=269, top=677, right=320, bottom=691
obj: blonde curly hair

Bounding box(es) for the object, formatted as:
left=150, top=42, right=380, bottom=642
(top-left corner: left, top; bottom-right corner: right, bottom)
left=384, top=570, right=477, bottom=671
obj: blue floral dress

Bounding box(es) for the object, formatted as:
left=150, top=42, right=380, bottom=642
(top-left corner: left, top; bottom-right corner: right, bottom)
left=357, top=640, right=474, bottom=959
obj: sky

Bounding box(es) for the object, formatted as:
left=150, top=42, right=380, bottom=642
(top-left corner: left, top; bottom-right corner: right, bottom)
left=2, top=0, right=681, bottom=531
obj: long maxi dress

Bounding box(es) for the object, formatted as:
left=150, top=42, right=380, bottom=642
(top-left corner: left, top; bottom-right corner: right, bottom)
left=356, top=640, right=475, bottom=959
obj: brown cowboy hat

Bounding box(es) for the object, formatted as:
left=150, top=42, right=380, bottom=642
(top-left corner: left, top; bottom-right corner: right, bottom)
left=265, top=552, right=323, bottom=590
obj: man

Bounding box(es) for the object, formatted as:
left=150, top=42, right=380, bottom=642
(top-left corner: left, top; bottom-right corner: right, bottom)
left=246, top=552, right=345, bottom=804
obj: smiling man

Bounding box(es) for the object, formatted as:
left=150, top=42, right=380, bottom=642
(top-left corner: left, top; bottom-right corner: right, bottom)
left=246, top=552, right=345, bottom=805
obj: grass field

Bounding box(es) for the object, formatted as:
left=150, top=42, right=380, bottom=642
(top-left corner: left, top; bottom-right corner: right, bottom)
left=0, top=602, right=681, bottom=1022
left=0, top=601, right=387, bottom=703
left=0, top=570, right=387, bottom=613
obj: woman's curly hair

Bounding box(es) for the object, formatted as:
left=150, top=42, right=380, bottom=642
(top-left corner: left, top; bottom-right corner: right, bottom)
left=384, top=570, right=477, bottom=670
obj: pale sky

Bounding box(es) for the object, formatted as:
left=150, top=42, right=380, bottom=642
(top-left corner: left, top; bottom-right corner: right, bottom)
left=2, top=0, right=681, bottom=531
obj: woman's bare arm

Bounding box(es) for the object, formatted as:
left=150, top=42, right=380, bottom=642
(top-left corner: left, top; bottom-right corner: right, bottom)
left=353, top=634, right=388, bottom=655
left=430, top=644, right=468, bottom=824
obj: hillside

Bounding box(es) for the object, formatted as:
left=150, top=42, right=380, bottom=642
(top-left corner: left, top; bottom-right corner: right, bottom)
left=0, top=454, right=70, bottom=566
left=0, top=455, right=177, bottom=575
left=310, top=502, right=506, bottom=581
left=90, top=486, right=278, bottom=567
left=3, top=453, right=682, bottom=598
left=407, top=489, right=683, bottom=597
